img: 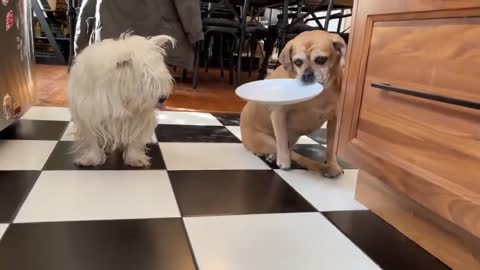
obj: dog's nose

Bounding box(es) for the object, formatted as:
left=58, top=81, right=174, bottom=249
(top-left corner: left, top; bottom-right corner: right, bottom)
left=158, top=97, right=167, bottom=104
left=301, top=72, right=315, bottom=84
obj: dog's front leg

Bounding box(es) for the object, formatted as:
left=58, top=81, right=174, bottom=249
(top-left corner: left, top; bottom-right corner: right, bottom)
left=123, top=112, right=156, bottom=168
left=323, top=116, right=344, bottom=178
left=271, top=109, right=291, bottom=169
left=124, top=143, right=151, bottom=168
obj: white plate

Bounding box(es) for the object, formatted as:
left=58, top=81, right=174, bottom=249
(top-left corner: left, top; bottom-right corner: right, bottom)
left=235, top=79, right=323, bottom=105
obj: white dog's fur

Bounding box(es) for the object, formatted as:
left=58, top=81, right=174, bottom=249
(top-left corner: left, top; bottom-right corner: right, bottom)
left=68, top=34, right=174, bottom=167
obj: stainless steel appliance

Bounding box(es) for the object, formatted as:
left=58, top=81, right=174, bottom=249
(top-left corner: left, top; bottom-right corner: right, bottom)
left=0, top=0, right=34, bottom=131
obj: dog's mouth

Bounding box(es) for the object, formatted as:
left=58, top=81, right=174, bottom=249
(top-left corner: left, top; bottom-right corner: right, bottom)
left=157, top=97, right=168, bottom=110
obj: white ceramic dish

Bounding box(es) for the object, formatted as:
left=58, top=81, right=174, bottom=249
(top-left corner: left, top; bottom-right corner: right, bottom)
left=235, top=79, right=323, bottom=105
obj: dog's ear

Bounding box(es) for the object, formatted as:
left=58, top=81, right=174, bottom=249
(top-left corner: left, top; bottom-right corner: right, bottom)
left=278, top=41, right=294, bottom=73
left=331, top=33, right=347, bottom=68
left=149, top=35, right=176, bottom=48
left=331, top=34, right=347, bottom=58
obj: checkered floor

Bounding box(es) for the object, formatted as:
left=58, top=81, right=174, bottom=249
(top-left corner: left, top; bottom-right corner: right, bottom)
left=0, top=106, right=449, bottom=270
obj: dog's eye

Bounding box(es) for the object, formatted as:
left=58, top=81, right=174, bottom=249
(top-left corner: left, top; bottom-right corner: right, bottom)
left=314, top=56, right=328, bottom=65
left=293, top=59, right=303, bottom=67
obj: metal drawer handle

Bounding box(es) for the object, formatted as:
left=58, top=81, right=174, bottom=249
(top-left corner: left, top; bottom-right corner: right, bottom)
left=371, top=83, right=480, bottom=111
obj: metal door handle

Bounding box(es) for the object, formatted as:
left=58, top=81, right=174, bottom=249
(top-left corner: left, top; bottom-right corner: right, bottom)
left=371, top=83, right=480, bottom=111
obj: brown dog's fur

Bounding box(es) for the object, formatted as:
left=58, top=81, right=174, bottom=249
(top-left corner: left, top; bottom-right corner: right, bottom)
left=240, top=30, right=346, bottom=178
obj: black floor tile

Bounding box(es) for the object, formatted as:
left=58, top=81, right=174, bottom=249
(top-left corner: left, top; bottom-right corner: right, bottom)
left=0, top=171, right=40, bottom=223
left=0, top=120, right=68, bottom=140
left=155, top=124, right=240, bottom=143
left=0, top=219, right=196, bottom=270
left=212, top=113, right=240, bottom=126
left=43, top=142, right=166, bottom=170
left=169, top=170, right=316, bottom=216
left=324, top=211, right=451, bottom=270
left=307, top=128, right=327, bottom=144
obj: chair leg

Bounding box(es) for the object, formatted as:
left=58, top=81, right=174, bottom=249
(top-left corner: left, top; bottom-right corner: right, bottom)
left=229, top=36, right=236, bottom=85
left=219, top=34, right=225, bottom=78
left=258, top=34, right=275, bottom=80
left=205, top=36, right=211, bottom=72
left=192, top=41, right=202, bottom=89
left=248, top=39, right=258, bottom=78
left=182, top=69, right=187, bottom=82
left=237, top=0, right=251, bottom=86
left=236, top=35, right=245, bottom=85
left=280, top=0, right=288, bottom=49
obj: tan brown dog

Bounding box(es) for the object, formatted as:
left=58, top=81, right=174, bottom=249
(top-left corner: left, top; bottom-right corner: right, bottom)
left=240, top=30, right=346, bottom=178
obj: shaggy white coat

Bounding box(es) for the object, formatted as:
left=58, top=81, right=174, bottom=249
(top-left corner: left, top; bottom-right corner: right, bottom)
left=68, top=34, right=174, bottom=167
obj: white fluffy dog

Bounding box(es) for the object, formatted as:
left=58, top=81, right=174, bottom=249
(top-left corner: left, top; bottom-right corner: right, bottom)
left=68, top=34, right=174, bottom=167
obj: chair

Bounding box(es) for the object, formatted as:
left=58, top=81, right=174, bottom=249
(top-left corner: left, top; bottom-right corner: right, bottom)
left=258, top=12, right=323, bottom=79
left=192, top=1, right=241, bottom=89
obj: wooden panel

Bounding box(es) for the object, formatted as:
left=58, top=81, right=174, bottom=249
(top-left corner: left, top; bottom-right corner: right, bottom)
left=335, top=0, right=480, bottom=238
left=356, top=170, right=480, bottom=270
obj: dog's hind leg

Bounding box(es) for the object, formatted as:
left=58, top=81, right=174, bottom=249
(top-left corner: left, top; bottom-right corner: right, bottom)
left=322, top=116, right=344, bottom=178
left=242, top=128, right=277, bottom=156
left=290, top=152, right=326, bottom=172
left=291, top=118, right=344, bottom=178
left=73, top=124, right=107, bottom=167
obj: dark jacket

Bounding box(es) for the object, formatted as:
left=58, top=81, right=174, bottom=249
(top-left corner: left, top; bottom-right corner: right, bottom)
left=75, top=0, right=204, bottom=69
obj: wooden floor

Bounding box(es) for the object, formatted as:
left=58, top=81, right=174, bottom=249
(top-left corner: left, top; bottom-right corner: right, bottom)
left=33, top=64, right=248, bottom=113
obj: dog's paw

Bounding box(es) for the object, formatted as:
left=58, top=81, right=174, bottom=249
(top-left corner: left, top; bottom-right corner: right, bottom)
left=124, top=149, right=151, bottom=168
left=265, top=154, right=276, bottom=164
left=276, top=152, right=291, bottom=170
left=321, top=162, right=344, bottom=179
left=74, top=150, right=106, bottom=167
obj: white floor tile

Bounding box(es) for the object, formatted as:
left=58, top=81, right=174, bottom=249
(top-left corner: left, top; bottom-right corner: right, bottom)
left=275, top=169, right=366, bottom=211
left=60, top=122, right=75, bottom=141
left=226, top=126, right=241, bottom=140
left=21, top=106, right=71, bottom=121
left=15, top=170, right=180, bottom=223
left=296, top=136, right=319, bottom=145
left=0, top=224, right=7, bottom=239
left=156, top=111, right=222, bottom=126
left=0, top=140, right=56, bottom=170
left=185, top=213, right=380, bottom=270
left=226, top=126, right=318, bottom=145
left=159, top=143, right=269, bottom=170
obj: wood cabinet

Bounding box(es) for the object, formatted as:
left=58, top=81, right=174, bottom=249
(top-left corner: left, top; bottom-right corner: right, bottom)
left=336, top=0, right=480, bottom=268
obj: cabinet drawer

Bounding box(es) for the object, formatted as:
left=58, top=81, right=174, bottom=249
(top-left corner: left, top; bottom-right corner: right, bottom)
left=357, top=17, right=480, bottom=195
left=358, top=81, right=480, bottom=193
left=365, top=18, right=480, bottom=104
